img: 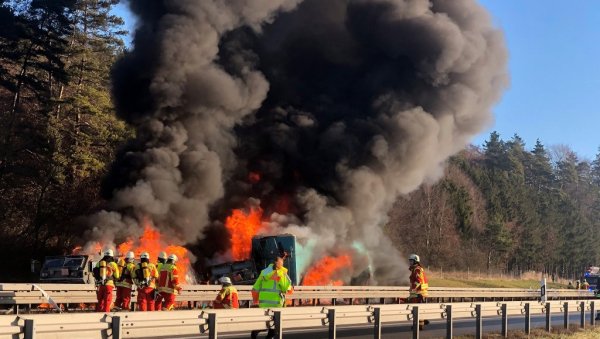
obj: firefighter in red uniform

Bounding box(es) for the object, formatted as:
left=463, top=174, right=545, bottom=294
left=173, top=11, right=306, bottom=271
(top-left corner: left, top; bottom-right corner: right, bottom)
left=408, top=254, right=429, bottom=329
left=157, top=254, right=182, bottom=311
left=94, top=249, right=120, bottom=312
left=153, top=251, right=168, bottom=311
left=213, top=276, right=239, bottom=309
left=115, top=251, right=136, bottom=311
left=134, top=252, right=159, bottom=311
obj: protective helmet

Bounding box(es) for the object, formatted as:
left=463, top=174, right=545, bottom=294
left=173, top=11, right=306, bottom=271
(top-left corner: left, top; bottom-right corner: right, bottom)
left=158, top=251, right=168, bottom=260
left=219, top=276, right=232, bottom=284
left=408, top=254, right=420, bottom=262
left=168, top=254, right=178, bottom=262
left=125, top=251, right=135, bottom=260
left=103, top=249, right=114, bottom=257
left=140, top=252, right=150, bottom=260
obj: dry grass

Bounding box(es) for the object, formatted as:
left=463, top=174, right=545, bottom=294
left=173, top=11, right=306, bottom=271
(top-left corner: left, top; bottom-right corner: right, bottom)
left=427, top=269, right=569, bottom=289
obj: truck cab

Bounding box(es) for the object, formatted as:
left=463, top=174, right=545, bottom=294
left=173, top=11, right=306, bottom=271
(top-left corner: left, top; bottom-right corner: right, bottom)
left=209, top=234, right=299, bottom=285
left=39, top=255, right=95, bottom=284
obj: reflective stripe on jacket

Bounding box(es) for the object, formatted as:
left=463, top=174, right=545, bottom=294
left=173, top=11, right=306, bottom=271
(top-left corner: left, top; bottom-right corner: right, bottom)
left=215, top=285, right=239, bottom=309
left=115, top=261, right=136, bottom=289
left=252, top=264, right=292, bottom=308
left=409, top=264, right=429, bottom=297
left=157, top=263, right=180, bottom=294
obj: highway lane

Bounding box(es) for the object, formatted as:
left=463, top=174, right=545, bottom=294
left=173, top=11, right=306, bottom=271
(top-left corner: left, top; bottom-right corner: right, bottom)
left=214, top=313, right=594, bottom=339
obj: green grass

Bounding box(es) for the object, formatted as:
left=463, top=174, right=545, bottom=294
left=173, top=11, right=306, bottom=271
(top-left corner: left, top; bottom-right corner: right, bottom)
left=430, top=277, right=567, bottom=289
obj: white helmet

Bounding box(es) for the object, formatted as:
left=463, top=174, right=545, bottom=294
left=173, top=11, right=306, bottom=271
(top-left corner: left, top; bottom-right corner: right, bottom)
left=219, top=276, right=232, bottom=284
left=168, top=254, right=178, bottom=262
left=158, top=251, right=168, bottom=260
left=125, top=251, right=135, bottom=260
left=408, top=254, right=420, bottom=262
left=103, top=249, right=114, bottom=257
left=140, top=252, right=150, bottom=260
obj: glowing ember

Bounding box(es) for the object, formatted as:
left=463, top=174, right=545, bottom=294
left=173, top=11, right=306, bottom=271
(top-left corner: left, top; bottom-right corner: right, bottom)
left=248, top=172, right=261, bottom=183
left=303, top=254, right=352, bottom=286
left=224, top=207, right=264, bottom=261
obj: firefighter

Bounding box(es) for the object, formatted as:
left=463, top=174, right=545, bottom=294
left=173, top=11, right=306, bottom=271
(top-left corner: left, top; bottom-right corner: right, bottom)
left=134, top=252, right=159, bottom=311
left=408, top=254, right=429, bottom=330
left=115, top=251, right=136, bottom=311
left=94, top=249, right=120, bottom=312
left=250, top=256, right=292, bottom=339
left=583, top=279, right=590, bottom=290
left=157, top=254, right=182, bottom=311
left=213, top=276, right=239, bottom=309
left=153, top=251, right=168, bottom=310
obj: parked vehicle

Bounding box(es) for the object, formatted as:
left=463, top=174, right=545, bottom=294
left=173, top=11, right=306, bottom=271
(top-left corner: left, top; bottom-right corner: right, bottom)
left=39, top=255, right=95, bottom=284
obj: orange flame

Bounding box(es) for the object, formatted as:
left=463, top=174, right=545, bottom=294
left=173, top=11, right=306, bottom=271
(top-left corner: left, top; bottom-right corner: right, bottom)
left=303, top=254, right=352, bottom=286
left=116, top=225, right=193, bottom=283
left=224, top=207, right=264, bottom=260
left=71, top=246, right=83, bottom=255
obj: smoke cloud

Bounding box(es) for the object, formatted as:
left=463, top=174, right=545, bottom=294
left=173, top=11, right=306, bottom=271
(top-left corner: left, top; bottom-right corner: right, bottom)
left=91, top=0, right=507, bottom=284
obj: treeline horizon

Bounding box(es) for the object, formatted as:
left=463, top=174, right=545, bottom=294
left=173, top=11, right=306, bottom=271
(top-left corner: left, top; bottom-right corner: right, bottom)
left=387, top=131, right=600, bottom=281
left=0, top=1, right=597, bottom=283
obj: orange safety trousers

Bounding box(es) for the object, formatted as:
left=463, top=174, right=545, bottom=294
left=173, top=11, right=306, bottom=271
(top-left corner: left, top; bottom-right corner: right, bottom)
left=159, top=292, right=176, bottom=311
left=115, top=286, right=132, bottom=310
left=137, top=287, right=155, bottom=311
left=96, top=285, right=114, bottom=312
left=153, top=292, right=163, bottom=311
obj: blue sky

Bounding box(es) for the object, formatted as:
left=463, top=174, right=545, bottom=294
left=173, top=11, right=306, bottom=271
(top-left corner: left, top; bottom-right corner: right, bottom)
left=114, top=1, right=600, bottom=159
left=477, top=0, right=600, bottom=159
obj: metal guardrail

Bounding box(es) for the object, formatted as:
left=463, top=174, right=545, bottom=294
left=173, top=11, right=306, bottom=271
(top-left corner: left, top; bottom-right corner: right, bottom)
left=0, top=299, right=597, bottom=339
left=0, top=283, right=594, bottom=310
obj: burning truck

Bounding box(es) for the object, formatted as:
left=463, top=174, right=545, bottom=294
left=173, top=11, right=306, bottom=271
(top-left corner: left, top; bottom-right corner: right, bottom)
left=208, top=234, right=299, bottom=285
left=80, top=0, right=508, bottom=286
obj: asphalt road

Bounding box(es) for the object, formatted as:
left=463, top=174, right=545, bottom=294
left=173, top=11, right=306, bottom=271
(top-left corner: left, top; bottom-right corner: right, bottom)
left=216, top=313, right=595, bottom=339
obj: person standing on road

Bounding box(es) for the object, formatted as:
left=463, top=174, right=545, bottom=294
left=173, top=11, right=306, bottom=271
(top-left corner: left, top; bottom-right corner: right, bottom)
left=115, top=251, right=136, bottom=311
left=408, top=254, right=429, bottom=329
left=250, top=255, right=293, bottom=339
left=94, top=249, right=120, bottom=312
left=157, top=254, right=182, bottom=311
left=213, top=276, right=239, bottom=309
left=134, top=252, right=159, bottom=311
left=153, top=251, right=168, bottom=310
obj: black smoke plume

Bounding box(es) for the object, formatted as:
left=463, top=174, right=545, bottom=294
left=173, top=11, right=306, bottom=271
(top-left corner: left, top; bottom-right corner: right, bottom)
left=90, top=0, right=507, bottom=284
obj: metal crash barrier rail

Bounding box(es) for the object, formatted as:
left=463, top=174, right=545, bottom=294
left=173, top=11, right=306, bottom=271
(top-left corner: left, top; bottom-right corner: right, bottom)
left=0, top=300, right=597, bottom=339
left=0, top=283, right=594, bottom=311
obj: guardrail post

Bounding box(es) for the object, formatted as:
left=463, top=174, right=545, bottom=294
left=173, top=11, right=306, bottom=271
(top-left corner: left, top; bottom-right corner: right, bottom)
left=208, top=313, right=217, bottom=339
left=373, top=307, right=381, bottom=339
left=591, top=301, right=596, bottom=326
left=475, top=304, right=482, bottom=339
left=328, top=308, right=336, bottom=339
left=24, top=319, right=35, bottom=339
left=112, top=316, right=121, bottom=339
left=501, top=303, right=508, bottom=337
left=446, top=305, right=453, bottom=339
left=412, top=306, right=419, bottom=339
left=524, top=303, right=530, bottom=335
left=581, top=301, right=586, bottom=328
left=564, top=302, right=569, bottom=329
left=545, top=302, right=551, bottom=332
left=273, top=310, right=282, bottom=339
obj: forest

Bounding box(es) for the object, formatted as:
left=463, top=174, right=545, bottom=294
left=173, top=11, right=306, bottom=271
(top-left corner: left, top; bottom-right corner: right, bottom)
left=0, top=1, right=597, bottom=282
